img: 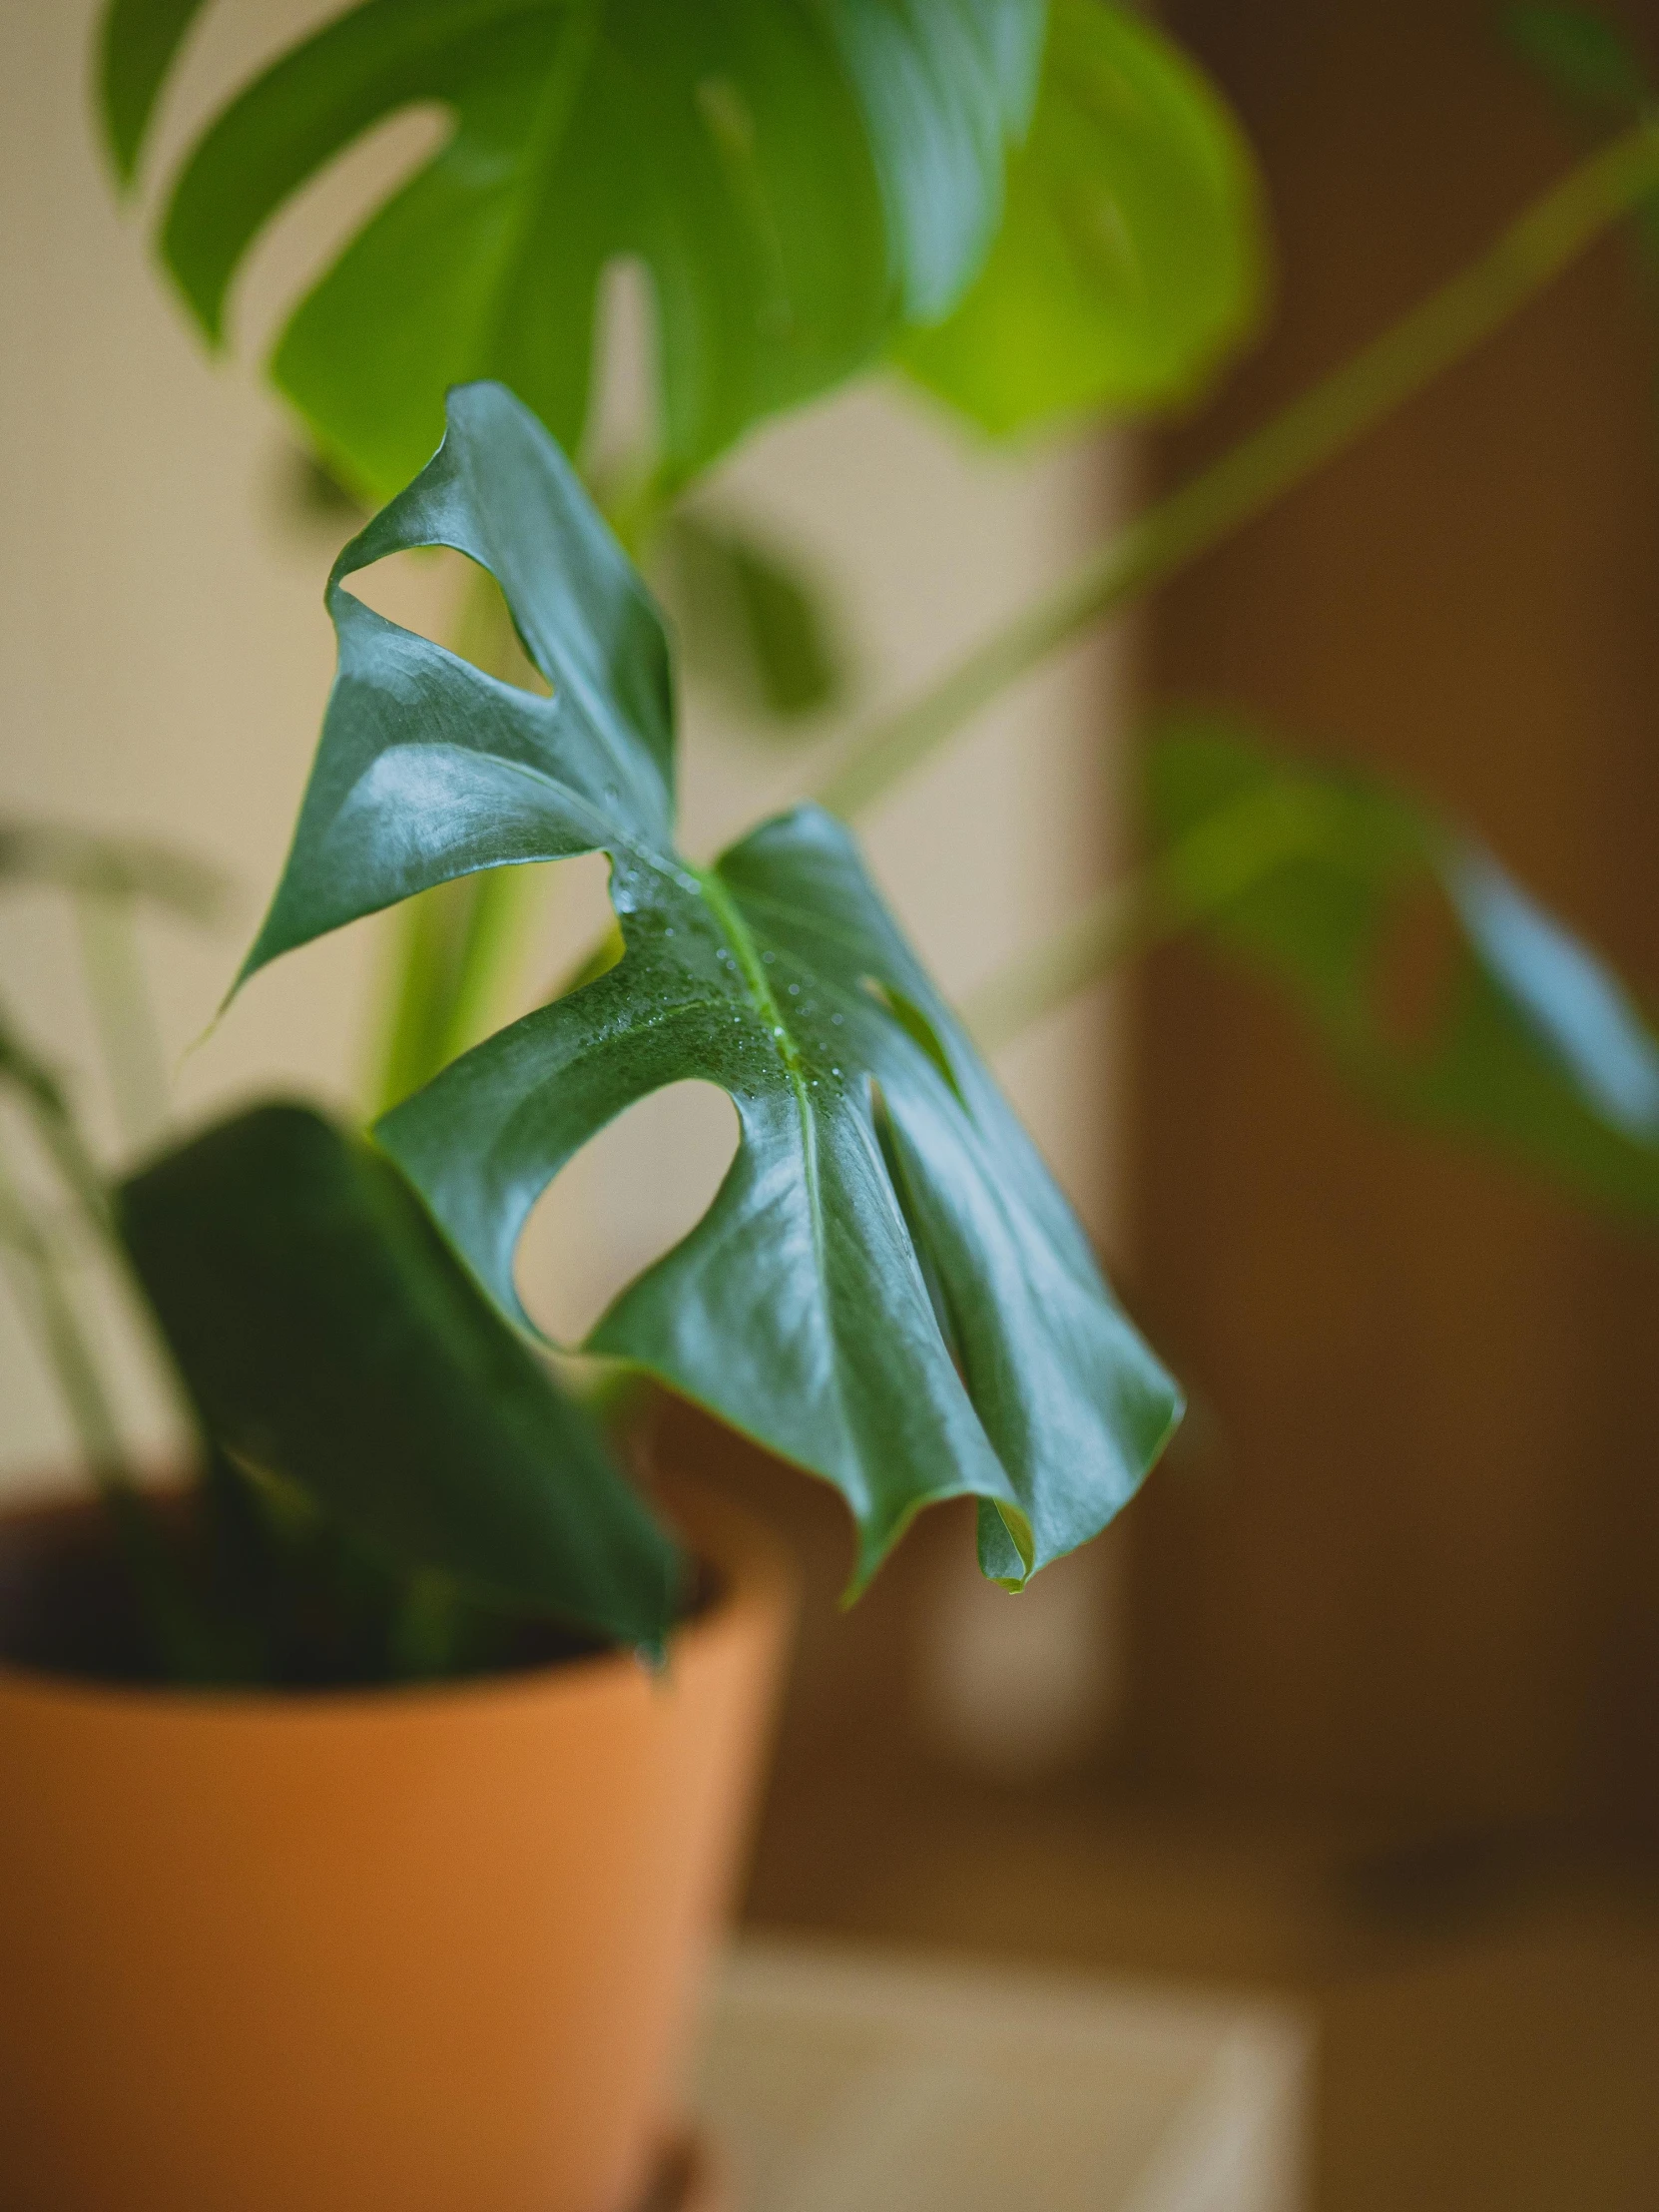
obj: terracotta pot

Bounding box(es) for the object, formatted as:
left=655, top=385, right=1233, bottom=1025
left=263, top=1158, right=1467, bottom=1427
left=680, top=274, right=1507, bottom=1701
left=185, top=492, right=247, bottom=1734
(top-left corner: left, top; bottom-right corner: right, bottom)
left=0, top=1478, right=793, bottom=2212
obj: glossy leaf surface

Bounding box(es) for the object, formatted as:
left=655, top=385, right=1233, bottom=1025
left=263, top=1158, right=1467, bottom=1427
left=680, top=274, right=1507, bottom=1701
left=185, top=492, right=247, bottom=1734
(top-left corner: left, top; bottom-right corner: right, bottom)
left=119, top=1100, right=683, bottom=1645
left=106, top=0, right=1043, bottom=498
left=1151, top=720, right=1659, bottom=1216
left=240, top=382, right=1181, bottom=1590
left=897, top=0, right=1267, bottom=434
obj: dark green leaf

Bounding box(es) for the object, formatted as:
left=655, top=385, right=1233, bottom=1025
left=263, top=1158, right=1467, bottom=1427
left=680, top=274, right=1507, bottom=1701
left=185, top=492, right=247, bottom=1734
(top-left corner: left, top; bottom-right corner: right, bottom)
left=1502, top=9, right=1659, bottom=281
left=1503, top=5, right=1652, bottom=121
left=1149, top=717, right=1659, bottom=1216
left=118, top=1099, right=683, bottom=1646
left=659, top=511, right=844, bottom=725
left=0, top=820, right=230, bottom=920
left=98, top=0, right=212, bottom=187
left=897, top=0, right=1268, bottom=435
left=237, top=382, right=1181, bottom=1592
left=126, top=0, right=1043, bottom=499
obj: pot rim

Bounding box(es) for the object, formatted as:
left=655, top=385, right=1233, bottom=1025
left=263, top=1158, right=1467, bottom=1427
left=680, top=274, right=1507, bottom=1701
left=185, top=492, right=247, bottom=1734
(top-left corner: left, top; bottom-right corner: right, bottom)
left=0, top=1470, right=795, bottom=1725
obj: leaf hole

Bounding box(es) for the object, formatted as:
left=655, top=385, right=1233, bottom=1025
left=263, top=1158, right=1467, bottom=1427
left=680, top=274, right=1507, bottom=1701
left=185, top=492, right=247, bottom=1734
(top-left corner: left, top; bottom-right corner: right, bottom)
left=340, top=549, right=550, bottom=697
left=514, top=1080, right=740, bottom=1347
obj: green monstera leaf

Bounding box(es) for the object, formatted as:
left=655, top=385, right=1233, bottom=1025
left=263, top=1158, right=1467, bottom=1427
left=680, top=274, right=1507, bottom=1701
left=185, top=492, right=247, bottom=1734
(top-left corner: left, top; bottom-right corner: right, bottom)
left=1150, top=719, right=1659, bottom=1217
left=101, top=0, right=1046, bottom=498
left=896, top=0, right=1267, bottom=435
left=101, top=0, right=1265, bottom=493
left=237, top=381, right=1181, bottom=1591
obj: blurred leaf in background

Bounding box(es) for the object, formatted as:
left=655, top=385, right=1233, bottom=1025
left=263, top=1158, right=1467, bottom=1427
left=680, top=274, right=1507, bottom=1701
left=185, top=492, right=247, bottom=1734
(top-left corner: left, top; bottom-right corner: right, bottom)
left=0, top=820, right=230, bottom=919
left=1503, top=6, right=1659, bottom=274
left=1149, top=718, right=1659, bottom=1218
left=267, top=442, right=369, bottom=549
left=656, top=510, right=846, bottom=730
left=1, top=822, right=233, bottom=1150
left=896, top=0, right=1268, bottom=435
left=102, top=0, right=1048, bottom=498
left=100, top=0, right=1265, bottom=499
left=1505, top=3, right=1652, bottom=119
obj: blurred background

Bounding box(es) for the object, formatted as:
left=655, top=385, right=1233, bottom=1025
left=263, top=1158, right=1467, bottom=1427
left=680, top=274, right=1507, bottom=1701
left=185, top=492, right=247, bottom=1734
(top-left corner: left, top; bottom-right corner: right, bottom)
left=6, top=3, right=1659, bottom=2207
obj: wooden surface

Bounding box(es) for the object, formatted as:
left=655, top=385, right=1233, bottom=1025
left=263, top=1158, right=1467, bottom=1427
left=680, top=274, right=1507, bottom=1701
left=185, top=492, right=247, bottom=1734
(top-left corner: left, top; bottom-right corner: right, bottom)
left=664, top=1408, right=1659, bottom=2212
left=693, top=1939, right=1310, bottom=2212
left=742, top=1782, right=1659, bottom=2212
left=1128, top=0, right=1659, bottom=1835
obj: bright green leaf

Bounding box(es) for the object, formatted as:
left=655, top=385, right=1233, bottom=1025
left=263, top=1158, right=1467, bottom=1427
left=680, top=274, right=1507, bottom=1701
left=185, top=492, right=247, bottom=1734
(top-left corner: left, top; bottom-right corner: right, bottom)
left=658, top=511, right=845, bottom=725
left=118, top=1100, right=683, bottom=1647
left=112, top=0, right=1044, bottom=499
left=1150, top=718, right=1659, bottom=1216
left=98, top=0, right=212, bottom=187
left=238, top=382, right=1181, bottom=1593
left=897, top=0, right=1268, bottom=435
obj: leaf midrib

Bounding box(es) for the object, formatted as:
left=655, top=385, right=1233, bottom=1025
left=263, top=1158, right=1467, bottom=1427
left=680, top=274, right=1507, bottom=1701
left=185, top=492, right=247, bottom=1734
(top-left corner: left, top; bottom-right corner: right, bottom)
left=696, top=859, right=824, bottom=1215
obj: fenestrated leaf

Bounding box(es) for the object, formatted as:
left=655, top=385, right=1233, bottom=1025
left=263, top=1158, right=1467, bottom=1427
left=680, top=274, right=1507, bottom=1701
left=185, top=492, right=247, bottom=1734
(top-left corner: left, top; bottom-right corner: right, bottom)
left=107, top=0, right=1044, bottom=499
left=118, top=1099, right=683, bottom=1646
left=1150, top=718, right=1659, bottom=1216
left=896, top=0, right=1267, bottom=435
left=238, top=381, right=1181, bottom=1592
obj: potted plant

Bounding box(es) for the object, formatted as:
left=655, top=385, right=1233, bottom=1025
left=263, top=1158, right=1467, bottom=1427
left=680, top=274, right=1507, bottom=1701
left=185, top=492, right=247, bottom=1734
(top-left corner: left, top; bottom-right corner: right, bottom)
left=0, top=378, right=1190, bottom=2211
left=4, top=11, right=1247, bottom=2205
left=5, top=5, right=1659, bottom=2210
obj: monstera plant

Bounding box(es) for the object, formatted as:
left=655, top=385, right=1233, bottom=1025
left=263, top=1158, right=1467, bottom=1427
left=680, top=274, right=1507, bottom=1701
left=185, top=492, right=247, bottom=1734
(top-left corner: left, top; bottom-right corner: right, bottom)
left=10, top=12, right=1659, bottom=2208
left=3, top=0, right=1252, bottom=1674
left=6, top=0, right=1658, bottom=1681
left=116, top=382, right=1182, bottom=1669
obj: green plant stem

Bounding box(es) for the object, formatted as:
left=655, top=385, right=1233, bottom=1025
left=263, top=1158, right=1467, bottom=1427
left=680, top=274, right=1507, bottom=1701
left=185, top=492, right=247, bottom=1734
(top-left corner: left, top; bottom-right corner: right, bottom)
left=367, top=569, right=554, bottom=1114
left=818, top=120, right=1659, bottom=825
left=0, top=1137, right=135, bottom=1497
left=0, top=997, right=117, bottom=1243
left=0, top=1039, right=254, bottom=1681
left=74, top=889, right=170, bottom=1151
left=962, top=782, right=1348, bottom=1051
